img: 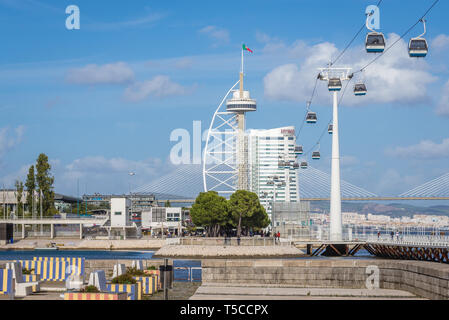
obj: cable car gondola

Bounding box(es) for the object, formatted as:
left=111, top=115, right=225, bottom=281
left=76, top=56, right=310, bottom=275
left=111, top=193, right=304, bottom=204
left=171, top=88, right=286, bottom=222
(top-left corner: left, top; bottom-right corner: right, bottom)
left=409, top=19, right=428, bottom=58
left=300, top=161, right=308, bottom=169
left=328, top=124, right=333, bottom=134
left=312, top=151, right=321, bottom=160
left=366, top=32, right=385, bottom=53
left=328, top=78, right=342, bottom=91
left=293, top=163, right=299, bottom=169
left=306, top=112, right=317, bottom=123
left=294, top=146, right=304, bottom=155
left=354, top=83, right=367, bottom=96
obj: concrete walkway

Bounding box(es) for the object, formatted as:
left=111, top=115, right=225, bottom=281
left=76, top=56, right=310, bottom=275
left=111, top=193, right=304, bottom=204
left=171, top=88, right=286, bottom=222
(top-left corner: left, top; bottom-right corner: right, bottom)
left=154, top=245, right=304, bottom=258
left=190, top=284, right=424, bottom=300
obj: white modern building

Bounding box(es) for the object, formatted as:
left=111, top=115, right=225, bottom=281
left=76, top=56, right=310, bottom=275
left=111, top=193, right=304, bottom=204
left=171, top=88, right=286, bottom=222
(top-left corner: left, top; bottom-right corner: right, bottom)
left=110, top=197, right=131, bottom=227
left=141, top=207, right=183, bottom=235
left=102, top=197, right=141, bottom=239
left=248, top=126, right=300, bottom=219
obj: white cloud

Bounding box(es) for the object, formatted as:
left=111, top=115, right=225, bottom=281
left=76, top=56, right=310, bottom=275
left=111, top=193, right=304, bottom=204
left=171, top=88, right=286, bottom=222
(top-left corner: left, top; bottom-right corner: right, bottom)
left=386, top=138, right=449, bottom=159
left=56, top=156, right=174, bottom=195
left=263, top=33, right=436, bottom=106
left=436, top=79, right=449, bottom=116
left=0, top=126, right=25, bottom=160
left=264, top=41, right=338, bottom=102
left=0, top=164, right=31, bottom=187
left=66, top=62, right=135, bottom=85
left=174, top=57, right=194, bottom=69
left=199, top=26, right=230, bottom=45
left=432, top=34, right=449, bottom=52
left=124, top=75, right=191, bottom=102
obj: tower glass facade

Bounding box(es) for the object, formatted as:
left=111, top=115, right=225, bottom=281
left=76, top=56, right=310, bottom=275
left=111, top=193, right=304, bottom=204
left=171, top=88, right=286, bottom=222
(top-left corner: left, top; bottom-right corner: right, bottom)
left=248, top=126, right=300, bottom=220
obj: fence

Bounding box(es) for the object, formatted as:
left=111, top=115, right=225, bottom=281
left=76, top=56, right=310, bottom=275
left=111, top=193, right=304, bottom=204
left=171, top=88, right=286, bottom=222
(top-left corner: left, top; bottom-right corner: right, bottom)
left=178, top=237, right=294, bottom=246
left=173, top=267, right=202, bottom=282
left=365, top=234, right=449, bottom=247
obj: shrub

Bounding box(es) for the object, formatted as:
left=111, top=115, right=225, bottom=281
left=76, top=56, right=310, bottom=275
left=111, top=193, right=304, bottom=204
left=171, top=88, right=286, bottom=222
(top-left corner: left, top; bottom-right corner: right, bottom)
left=82, top=285, right=100, bottom=293
left=22, top=268, right=34, bottom=275
left=111, top=274, right=137, bottom=284
left=146, top=266, right=157, bottom=270
left=126, top=267, right=146, bottom=276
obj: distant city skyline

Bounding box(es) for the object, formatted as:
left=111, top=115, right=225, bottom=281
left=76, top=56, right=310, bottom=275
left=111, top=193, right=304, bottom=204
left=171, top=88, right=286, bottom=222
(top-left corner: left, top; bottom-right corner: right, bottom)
left=0, top=0, right=448, bottom=204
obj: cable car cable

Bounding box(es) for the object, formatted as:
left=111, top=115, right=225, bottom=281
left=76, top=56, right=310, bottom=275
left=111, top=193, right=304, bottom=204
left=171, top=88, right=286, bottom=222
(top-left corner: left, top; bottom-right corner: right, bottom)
left=331, top=0, right=384, bottom=67
left=303, top=77, right=353, bottom=157
left=355, top=0, right=440, bottom=74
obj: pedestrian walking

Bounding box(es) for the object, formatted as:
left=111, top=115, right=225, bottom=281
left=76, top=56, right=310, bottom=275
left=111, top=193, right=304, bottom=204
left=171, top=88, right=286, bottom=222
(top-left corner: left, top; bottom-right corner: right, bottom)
left=390, top=231, right=394, bottom=241
left=396, top=231, right=399, bottom=242
left=377, top=231, right=380, bottom=240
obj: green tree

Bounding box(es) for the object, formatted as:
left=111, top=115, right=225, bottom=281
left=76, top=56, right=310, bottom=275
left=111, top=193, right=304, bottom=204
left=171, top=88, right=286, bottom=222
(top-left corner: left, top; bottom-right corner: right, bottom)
left=242, top=204, right=270, bottom=232
left=25, top=165, right=36, bottom=216
left=229, top=190, right=263, bottom=237
left=190, top=191, right=230, bottom=237
left=15, top=180, right=24, bottom=218
left=165, top=200, right=171, bottom=207
left=35, top=153, right=55, bottom=217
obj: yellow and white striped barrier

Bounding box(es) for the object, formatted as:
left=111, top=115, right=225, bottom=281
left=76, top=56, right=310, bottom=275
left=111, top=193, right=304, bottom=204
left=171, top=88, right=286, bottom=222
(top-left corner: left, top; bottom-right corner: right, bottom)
left=64, top=292, right=127, bottom=300
left=106, top=282, right=142, bottom=300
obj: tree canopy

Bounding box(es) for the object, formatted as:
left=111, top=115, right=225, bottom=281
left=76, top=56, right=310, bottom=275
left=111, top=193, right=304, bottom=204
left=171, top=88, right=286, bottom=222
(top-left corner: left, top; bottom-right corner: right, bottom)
left=190, top=190, right=270, bottom=237
left=229, top=190, right=269, bottom=237
left=189, top=191, right=230, bottom=237
left=25, top=165, right=35, bottom=216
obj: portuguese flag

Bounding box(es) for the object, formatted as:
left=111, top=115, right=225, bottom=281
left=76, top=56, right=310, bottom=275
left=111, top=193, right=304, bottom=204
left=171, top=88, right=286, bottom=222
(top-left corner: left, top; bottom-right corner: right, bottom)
left=242, top=44, right=253, bottom=53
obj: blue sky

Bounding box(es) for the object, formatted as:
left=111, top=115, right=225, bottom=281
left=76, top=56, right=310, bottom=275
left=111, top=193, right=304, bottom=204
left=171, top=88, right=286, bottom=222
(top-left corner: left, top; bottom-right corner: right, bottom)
left=0, top=0, right=449, bottom=203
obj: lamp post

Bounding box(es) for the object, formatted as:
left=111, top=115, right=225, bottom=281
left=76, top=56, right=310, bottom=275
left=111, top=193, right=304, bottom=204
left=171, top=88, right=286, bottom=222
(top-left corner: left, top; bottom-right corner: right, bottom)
left=128, top=172, right=136, bottom=226
left=266, top=176, right=285, bottom=233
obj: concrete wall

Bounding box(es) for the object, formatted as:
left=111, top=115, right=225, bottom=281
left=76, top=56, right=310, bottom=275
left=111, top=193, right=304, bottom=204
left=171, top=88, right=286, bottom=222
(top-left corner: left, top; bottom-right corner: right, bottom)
left=202, top=259, right=449, bottom=300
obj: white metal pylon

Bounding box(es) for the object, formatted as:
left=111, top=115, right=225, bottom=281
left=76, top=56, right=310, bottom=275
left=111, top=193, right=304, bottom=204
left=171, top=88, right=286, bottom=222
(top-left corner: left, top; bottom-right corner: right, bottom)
left=318, top=66, right=352, bottom=241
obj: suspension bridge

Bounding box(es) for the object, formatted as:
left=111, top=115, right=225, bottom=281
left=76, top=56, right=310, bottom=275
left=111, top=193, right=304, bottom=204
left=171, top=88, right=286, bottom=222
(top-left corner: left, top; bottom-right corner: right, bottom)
left=133, top=164, right=449, bottom=203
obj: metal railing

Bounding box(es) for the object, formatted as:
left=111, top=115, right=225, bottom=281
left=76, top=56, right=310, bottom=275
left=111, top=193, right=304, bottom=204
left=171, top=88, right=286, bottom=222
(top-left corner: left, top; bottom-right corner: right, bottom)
left=173, top=267, right=202, bottom=282
left=177, top=237, right=294, bottom=246
left=365, top=234, right=449, bottom=247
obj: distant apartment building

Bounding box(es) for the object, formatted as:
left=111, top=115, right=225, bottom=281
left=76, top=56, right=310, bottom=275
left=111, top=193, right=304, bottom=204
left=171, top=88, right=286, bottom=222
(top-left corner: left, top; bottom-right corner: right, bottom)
left=0, top=189, right=80, bottom=216
left=342, top=212, right=366, bottom=224
left=248, top=126, right=300, bottom=218
left=83, top=193, right=157, bottom=212
left=367, top=213, right=391, bottom=222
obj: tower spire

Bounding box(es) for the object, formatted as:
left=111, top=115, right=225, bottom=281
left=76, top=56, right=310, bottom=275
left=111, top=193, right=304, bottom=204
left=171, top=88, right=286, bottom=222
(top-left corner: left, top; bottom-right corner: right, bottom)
left=240, top=46, right=244, bottom=98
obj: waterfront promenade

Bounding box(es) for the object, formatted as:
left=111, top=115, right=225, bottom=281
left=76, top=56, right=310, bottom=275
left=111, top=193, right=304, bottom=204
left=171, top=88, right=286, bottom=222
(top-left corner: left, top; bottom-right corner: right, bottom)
left=193, top=258, right=449, bottom=300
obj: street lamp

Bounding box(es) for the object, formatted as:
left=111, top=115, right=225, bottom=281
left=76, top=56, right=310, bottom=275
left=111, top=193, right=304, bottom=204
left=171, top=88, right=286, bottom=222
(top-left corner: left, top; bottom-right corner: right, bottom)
left=128, top=172, right=136, bottom=225
left=266, top=176, right=285, bottom=233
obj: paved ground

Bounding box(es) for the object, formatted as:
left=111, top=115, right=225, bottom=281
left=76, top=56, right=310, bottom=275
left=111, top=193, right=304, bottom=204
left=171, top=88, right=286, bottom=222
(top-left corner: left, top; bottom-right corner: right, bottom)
left=145, top=282, right=202, bottom=300
left=1, top=282, right=201, bottom=300
left=154, top=245, right=304, bottom=258
left=190, top=284, right=425, bottom=300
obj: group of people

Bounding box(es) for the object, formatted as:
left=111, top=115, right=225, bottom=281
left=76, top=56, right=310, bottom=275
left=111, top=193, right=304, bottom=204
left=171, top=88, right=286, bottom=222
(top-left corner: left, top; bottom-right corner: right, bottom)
left=274, top=231, right=281, bottom=243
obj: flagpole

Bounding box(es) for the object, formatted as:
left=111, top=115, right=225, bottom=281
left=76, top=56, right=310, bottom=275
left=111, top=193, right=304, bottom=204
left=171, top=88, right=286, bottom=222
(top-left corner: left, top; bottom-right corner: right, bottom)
left=241, top=46, right=244, bottom=74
